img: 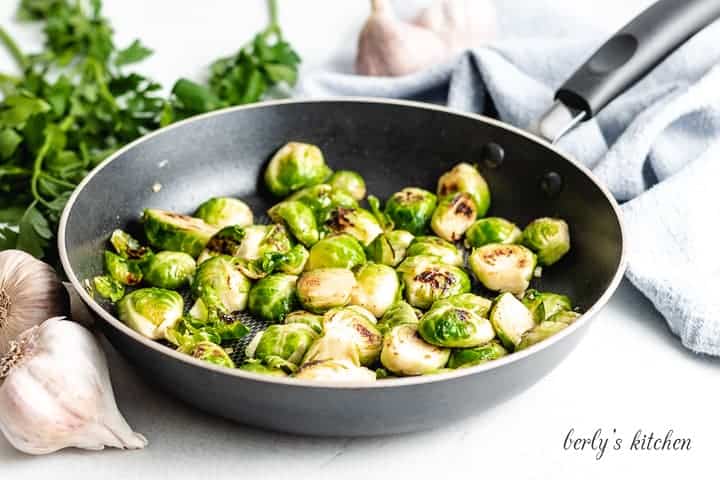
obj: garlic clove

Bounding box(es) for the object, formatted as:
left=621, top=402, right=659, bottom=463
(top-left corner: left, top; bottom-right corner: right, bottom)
left=0, top=318, right=147, bottom=455
left=356, top=0, right=448, bottom=76
left=414, top=0, right=497, bottom=53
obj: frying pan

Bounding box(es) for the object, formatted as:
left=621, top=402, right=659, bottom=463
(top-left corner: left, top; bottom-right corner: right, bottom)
left=59, top=0, right=720, bottom=436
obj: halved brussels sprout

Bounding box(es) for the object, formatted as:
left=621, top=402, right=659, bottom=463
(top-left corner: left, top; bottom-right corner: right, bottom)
left=380, top=324, right=450, bottom=376
left=92, top=275, right=125, bottom=302
left=104, top=250, right=142, bottom=286
left=117, top=287, right=184, bottom=340
left=547, top=310, right=581, bottom=324
left=489, top=292, right=535, bottom=350
left=301, top=326, right=362, bottom=366
left=365, top=230, right=414, bottom=267
left=464, top=217, right=522, bottom=248
left=268, top=200, right=320, bottom=247
left=192, top=256, right=251, bottom=313
left=522, top=217, right=570, bottom=266
left=436, top=163, right=490, bottom=217
left=194, top=197, right=253, bottom=228
left=447, top=340, right=508, bottom=369
left=418, top=303, right=495, bottom=348
left=324, top=207, right=383, bottom=246
left=143, top=209, right=216, bottom=258
left=350, top=263, right=400, bottom=318
left=431, top=293, right=492, bottom=318
left=274, top=244, right=309, bottom=275
left=322, top=306, right=383, bottom=366
left=143, top=251, right=196, bottom=289
left=181, top=340, right=235, bottom=368
left=384, top=187, right=437, bottom=235
left=405, top=236, right=463, bottom=266
left=264, top=142, right=332, bottom=197
left=110, top=229, right=151, bottom=261
left=396, top=255, right=471, bottom=309
left=200, top=225, right=246, bottom=259
left=245, top=323, right=319, bottom=372
left=294, top=359, right=376, bottom=382
left=248, top=273, right=298, bottom=323
left=238, top=361, right=289, bottom=377
left=521, top=289, right=572, bottom=323
left=288, top=183, right=359, bottom=221
left=306, top=234, right=366, bottom=270
left=378, top=301, right=421, bottom=333
left=328, top=170, right=366, bottom=201
left=284, top=310, right=324, bottom=334
left=517, top=321, right=569, bottom=351
left=297, top=268, right=356, bottom=313
left=468, top=244, right=536, bottom=295
left=236, top=224, right=293, bottom=261
left=430, top=192, right=477, bottom=242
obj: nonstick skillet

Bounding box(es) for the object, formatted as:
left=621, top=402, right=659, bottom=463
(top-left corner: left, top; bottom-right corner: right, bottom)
left=59, top=0, right=720, bottom=436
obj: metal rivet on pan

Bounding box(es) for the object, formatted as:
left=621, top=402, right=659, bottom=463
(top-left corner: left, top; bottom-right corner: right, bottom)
left=481, top=142, right=504, bottom=168
left=540, top=171, right=563, bottom=197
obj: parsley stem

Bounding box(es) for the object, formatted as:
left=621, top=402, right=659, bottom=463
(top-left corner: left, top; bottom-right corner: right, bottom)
left=30, top=135, right=53, bottom=208
left=0, top=26, right=28, bottom=72
left=268, top=0, right=279, bottom=27
left=39, top=173, right=76, bottom=189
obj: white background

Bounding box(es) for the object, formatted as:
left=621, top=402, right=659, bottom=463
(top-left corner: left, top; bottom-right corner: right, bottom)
left=1, top=1, right=719, bottom=479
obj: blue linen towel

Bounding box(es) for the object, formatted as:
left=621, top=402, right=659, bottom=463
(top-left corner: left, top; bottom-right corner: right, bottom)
left=297, top=1, right=720, bottom=355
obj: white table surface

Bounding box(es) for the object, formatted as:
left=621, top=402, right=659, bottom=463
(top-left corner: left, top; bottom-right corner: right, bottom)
left=1, top=1, right=718, bottom=478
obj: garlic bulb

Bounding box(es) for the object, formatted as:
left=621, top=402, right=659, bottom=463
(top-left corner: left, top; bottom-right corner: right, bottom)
left=355, top=0, right=497, bottom=77
left=0, top=250, right=69, bottom=356
left=0, top=318, right=147, bottom=454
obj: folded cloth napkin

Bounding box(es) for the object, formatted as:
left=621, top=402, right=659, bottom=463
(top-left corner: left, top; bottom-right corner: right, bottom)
left=297, top=1, right=720, bottom=355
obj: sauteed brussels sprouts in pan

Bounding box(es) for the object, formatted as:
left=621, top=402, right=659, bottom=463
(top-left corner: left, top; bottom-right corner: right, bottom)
left=92, top=141, right=578, bottom=382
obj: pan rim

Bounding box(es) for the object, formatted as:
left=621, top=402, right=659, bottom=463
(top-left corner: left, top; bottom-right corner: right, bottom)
left=58, top=97, right=628, bottom=389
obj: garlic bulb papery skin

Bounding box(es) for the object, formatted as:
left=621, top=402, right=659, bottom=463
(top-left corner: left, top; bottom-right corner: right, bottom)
left=414, top=0, right=497, bottom=54
left=0, top=250, right=69, bottom=356
left=0, top=318, right=147, bottom=455
left=356, top=0, right=448, bottom=76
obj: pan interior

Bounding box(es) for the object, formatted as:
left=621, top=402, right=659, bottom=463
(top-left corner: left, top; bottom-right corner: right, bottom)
left=63, top=100, right=623, bottom=366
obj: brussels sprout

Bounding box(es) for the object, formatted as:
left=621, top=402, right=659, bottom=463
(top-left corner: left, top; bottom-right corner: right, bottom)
left=431, top=293, right=492, bottom=318
left=274, top=244, right=309, bottom=275
left=166, top=314, right=249, bottom=346
left=489, top=292, right=535, bottom=350
left=328, top=170, right=366, bottom=200
left=117, top=288, right=184, bottom=340
left=143, top=251, right=196, bottom=289
left=248, top=273, right=298, bottom=323
left=521, top=289, right=572, bottom=323
left=436, top=163, right=490, bottom=217
left=517, top=321, right=569, bottom=351
left=92, top=275, right=125, bottom=302
left=522, top=217, right=570, bottom=266
left=264, top=142, right=332, bottom=197
left=238, top=361, right=289, bottom=377
left=378, top=301, right=421, bottom=333
left=380, top=324, right=450, bottom=376
left=268, top=200, right=320, bottom=247
left=110, top=229, right=151, bottom=261
left=405, top=236, right=463, bottom=266
left=350, top=263, right=400, bottom=318
left=306, top=234, right=366, bottom=270
left=245, top=323, right=319, bottom=372
left=297, top=268, right=356, bottom=313
left=288, top=184, right=359, bottom=221
left=194, top=197, right=253, bottom=229
left=468, top=244, right=536, bottom=295
left=200, top=225, right=245, bottom=259
left=396, top=255, right=471, bottom=309
left=464, top=217, right=522, bottom=248
left=430, top=192, right=477, bottom=242
left=143, top=209, right=217, bottom=258
left=181, top=340, right=235, bottom=369
left=418, top=303, right=495, bottom=348
left=365, top=229, right=414, bottom=267
left=284, top=310, right=324, bottom=334
left=294, top=359, right=376, bottom=382
left=322, top=306, right=383, bottom=366
left=447, top=340, right=508, bottom=369
left=324, top=207, right=383, bottom=246
left=301, top=327, right=362, bottom=366
left=547, top=310, right=581, bottom=324
left=192, top=256, right=251, bottom=313
left=384, top=187, right=437, bottom=235
left=104, top=250, right=143, bottom=286
left=236, top=224, right=293, bottom=261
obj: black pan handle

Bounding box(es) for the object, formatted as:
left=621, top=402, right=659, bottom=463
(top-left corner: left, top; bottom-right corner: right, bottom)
left=536, top=0, right=720, bottom=143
